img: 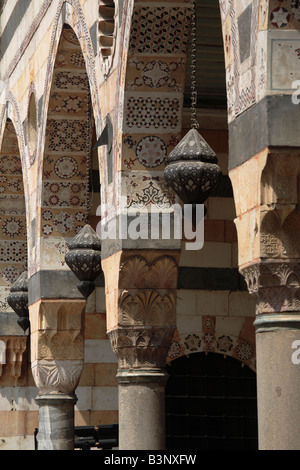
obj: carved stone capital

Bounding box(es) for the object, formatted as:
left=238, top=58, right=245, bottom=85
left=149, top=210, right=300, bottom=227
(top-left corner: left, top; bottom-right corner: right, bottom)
left=103, top=251, right=179, bottom=371
left=32, top=359, right=83, bottom=396
left=108, top=325, right=175, bottom=370
left=29, top=299, right=86, bottom=395
left=241, top=261, right=300, bottom=314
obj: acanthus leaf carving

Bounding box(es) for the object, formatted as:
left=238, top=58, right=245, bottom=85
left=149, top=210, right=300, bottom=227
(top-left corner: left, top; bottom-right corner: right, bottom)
left=119, top=255, right=178, bottom=289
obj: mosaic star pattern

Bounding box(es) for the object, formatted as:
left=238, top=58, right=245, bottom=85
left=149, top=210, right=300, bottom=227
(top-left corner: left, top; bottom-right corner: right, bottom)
left=166, top=316, right=256, bottom=371
left=42, top=28, right=91, bottom=246
left=0, top=122, right=27, bottom=311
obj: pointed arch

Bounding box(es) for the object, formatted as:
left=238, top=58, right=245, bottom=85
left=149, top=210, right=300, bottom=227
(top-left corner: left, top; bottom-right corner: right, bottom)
left=39, top=23, right=98, bottom=272
left=38, top=0, right=103, bottom=172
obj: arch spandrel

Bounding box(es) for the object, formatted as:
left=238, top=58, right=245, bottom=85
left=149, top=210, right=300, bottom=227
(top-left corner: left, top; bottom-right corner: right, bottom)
left=166, top=315, right=256, bottom=373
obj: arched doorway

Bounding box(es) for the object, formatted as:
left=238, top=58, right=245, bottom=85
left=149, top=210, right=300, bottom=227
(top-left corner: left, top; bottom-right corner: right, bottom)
left=166, top=352, right=258, bottom=450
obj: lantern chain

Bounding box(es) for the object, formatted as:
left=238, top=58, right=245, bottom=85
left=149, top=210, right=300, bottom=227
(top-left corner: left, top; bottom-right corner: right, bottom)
left=86, top=87, right=92, bottom=224
left=190, top=1, right=199, bottom=130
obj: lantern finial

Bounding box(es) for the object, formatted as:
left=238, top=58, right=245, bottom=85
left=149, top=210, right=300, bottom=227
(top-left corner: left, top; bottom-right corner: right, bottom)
left=65, top=224, right=102, bottom=299
left=7, top=271, right=30, bottom=333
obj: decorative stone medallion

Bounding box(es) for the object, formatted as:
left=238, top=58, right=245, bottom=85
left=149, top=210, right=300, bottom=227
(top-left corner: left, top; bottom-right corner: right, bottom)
left=1, top=217, right=24, bottom=238
left=54, top=157, right=78, bottom=179
left=136, top=136, right=167, bottom=168
left=142, top=60, right=170, bottom=88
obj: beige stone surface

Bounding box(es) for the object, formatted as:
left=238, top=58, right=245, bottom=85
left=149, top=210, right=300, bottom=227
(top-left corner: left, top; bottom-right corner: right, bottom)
left=229, top=151, right=266, bottom=218
left=235, top=209, right=260, bottom=267
left=228, top=291, right=256, bottom=317
left=180, top=241, right=233, bottom=268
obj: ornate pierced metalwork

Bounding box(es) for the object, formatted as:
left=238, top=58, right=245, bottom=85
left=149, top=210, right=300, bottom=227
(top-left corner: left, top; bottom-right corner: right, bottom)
left=7, top=271, right=30, bottom=333
left=65, top=224, right=102, bottom=299
left=164, top=128, right=222, bottom=205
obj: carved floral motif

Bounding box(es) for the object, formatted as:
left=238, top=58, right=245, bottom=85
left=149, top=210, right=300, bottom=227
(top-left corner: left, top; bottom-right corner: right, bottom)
left=108, top=326, right=175, bottom=369
left=119, top=255, right=178, bottom=289
left=241, top=262, right=300, bottom=313
left=119, top=290, right=176, bottom=326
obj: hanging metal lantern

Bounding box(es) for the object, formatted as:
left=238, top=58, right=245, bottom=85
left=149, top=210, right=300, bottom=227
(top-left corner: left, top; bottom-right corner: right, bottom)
left=7, top=271, right=30, bottom=333
left=164, top=128, right=222, bottom=205
left=164, top=1, right=222, bottom=209
left=65, top=224, right=102, bottom=299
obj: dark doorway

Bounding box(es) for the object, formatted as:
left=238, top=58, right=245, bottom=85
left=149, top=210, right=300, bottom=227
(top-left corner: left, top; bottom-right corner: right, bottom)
left=165, top=352, right=258, bottom=450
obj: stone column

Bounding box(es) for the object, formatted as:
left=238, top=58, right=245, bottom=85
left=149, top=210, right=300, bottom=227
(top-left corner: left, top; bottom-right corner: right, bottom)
left=35, top=394, right=77, bottom=450
left=103, top=250, right=179, bottom=450
left=242, top=262, right=300, bottom=450
left=29, top=299, right=86, bottom=450
left=230, top=149, right=300, bottom=449
left=111, top=331, right=171, bottom=450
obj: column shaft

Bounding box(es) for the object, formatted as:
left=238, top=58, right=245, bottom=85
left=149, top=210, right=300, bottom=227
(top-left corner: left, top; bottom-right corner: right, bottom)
left=29, top=299, right=86, bottom=450
left=255, top=314, right=300, bottom=450
left=36, top=395, right=77, bottom=450
left=118, top=371, right=167, bottom=450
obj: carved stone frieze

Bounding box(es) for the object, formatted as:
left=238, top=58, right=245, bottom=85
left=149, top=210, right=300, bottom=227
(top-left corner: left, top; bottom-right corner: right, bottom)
left=260, top=210, right=300, bottom=259
left=241, top=262, right=300, bottom=314
left=37, top=330, right=83, bottom=361
left=108, top=326, right=175, bottom=370
left=0, top=336, right=27, bottom=379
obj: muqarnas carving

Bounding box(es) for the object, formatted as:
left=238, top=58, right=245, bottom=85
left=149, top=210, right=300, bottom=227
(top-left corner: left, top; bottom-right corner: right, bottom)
left=31, top=300, right=85, bottom=395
